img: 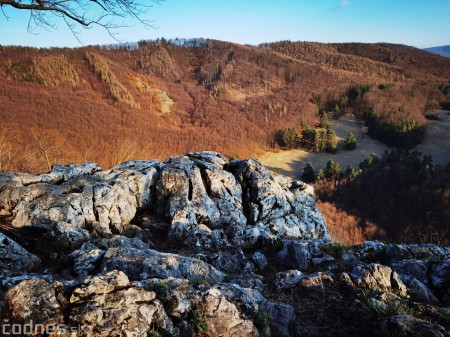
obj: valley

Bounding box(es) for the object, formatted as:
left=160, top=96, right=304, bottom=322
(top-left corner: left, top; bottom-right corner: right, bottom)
left=260, top=110, right=450, bottom=179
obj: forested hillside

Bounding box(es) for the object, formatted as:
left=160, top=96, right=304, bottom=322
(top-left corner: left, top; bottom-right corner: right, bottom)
left=0, top=39, right=449, bottom=173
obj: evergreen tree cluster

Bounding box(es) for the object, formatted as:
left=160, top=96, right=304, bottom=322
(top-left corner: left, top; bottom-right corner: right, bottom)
left=301, top=122, right=338, bottom=153
left=366, top=113, right=426, bottom=149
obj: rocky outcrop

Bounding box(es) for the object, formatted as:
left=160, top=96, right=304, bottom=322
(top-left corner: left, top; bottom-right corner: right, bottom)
left=0, top=152, right=449, bottom=337
left=0, top=233, right=40, bottom=273
left=0, top=152, right=329, bottom=255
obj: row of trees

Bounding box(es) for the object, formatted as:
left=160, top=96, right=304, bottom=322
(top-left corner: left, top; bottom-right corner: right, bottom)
left=301, top=152, right=379, bottom=183
left=276, top=123, right=357, bottom=153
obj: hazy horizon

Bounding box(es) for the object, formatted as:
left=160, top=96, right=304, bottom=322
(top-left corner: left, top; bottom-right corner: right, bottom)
left=1, top=0, right=449, bottom=49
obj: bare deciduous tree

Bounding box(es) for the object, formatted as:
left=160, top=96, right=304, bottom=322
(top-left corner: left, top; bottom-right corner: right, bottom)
left=0, top=0, right=162, bottom=39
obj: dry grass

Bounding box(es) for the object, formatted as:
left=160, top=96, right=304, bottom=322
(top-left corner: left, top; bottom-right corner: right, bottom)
left=5, top=59, right=42, bottom=83
left=33, top=54, right=80, bottom=87
left=133, top=74, right=174, bottom=115
left=85, top=51, right=139, bottom=108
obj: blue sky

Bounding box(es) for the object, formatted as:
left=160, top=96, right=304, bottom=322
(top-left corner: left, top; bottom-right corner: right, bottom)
left=1, top=0, right=449, bottom=48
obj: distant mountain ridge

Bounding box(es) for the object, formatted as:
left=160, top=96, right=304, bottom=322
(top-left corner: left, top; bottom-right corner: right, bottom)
left=424, top=45, right=450, bottom=58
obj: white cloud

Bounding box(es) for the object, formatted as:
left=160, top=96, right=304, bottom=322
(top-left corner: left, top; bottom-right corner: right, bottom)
left=332, top=1, right=352, bottom=12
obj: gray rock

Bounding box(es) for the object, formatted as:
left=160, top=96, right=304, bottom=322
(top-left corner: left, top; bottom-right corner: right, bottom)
left=352, top=240, right=386, bottom=261
left=219, top=283, right=295, bottom=337
left=196, top=249, right=253, bottom=274
left=375, top=314, right=446, bottom=337
left=168, top=209, right=232, bottom=251
left=156, top=279, right=260, bottom=337
left=1, top=152, right=330, bottom=260
left=312, top=255, right=335, bottom=266
left=384, top=244, right=414, bottom=262
left=260, top=299, right=296, bottom=337
left=350, top=263, right=408, bottom=297
left=201, top=287, right=259, bottom=337
left=273, top=270, right=304, bottom=291
left=297, top=272, right=334, bottom=294
left=156, top=155, right=223, bottom=226
left=41, top=162, right=102, bottom=184
left=390, top=259, right=429, bottom=286
left=226, top=274, right=264, bottom=292
left=69, top=242, right=105, bottom=277
left=277, top=240, right=325, bottom=270
left=407, top=244, right=449, bottom=261
left=230, top=159, right=329, bottom=241
left=431, top=259, right=450, bottom=291
left=0, top=233, right=40, bottom=273
left=251, top=251, right=268, bottom=271
left=0, top=274, right=58, bottom=296
left=93, top=234, right=149, bottom=250
left=399, top=275, right=438, bottom=303
left=100, top=246, right=224, bottom=282
left=2, top=160, right=159, bottom=241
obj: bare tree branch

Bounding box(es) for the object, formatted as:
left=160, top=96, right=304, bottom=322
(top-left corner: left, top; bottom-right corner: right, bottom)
left=0, top=0, right=162, bottom=40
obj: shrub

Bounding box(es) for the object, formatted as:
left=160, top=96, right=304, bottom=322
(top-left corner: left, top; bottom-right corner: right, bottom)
left=301, top=162, right=316, bottom=183
left=319, top=111, right=328, bottom=128
left=359, top=153, right=378, bottom=170
left=188, top=303, right=208, bottom=335
left=144, top=282, right=179, bottom=313
left=252, top=312, right=271, bottom=336
left=325, top=159, right=341, bottom=178
left=366, top=112, right=426, bottom=149
left=301, top=123, right=317, bottom=149
left=356, top=290, right=416, bottom=320
left=316, top=169, right=325, bottom=182
left=345, top=165, right=359, bottom=179
left=325, top=128, right=338, bottom=153
left=319, top=242, right=350, bottom=258
left=344, top=131, right=357, bottom=150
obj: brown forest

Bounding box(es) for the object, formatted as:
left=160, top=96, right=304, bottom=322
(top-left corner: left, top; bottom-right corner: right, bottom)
left=1, top=39, right=449, bottom=244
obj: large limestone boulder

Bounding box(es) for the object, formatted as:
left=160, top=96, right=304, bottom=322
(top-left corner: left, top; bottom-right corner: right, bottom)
left=0, top=161, right=159, bottom=253
left=69, top=270, right=172, bottom=337
left=1, top=279, right=64, bottom=333
left=199, top=287, right=260, bottom=337
left=229, top=159, right=329, bottom=241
